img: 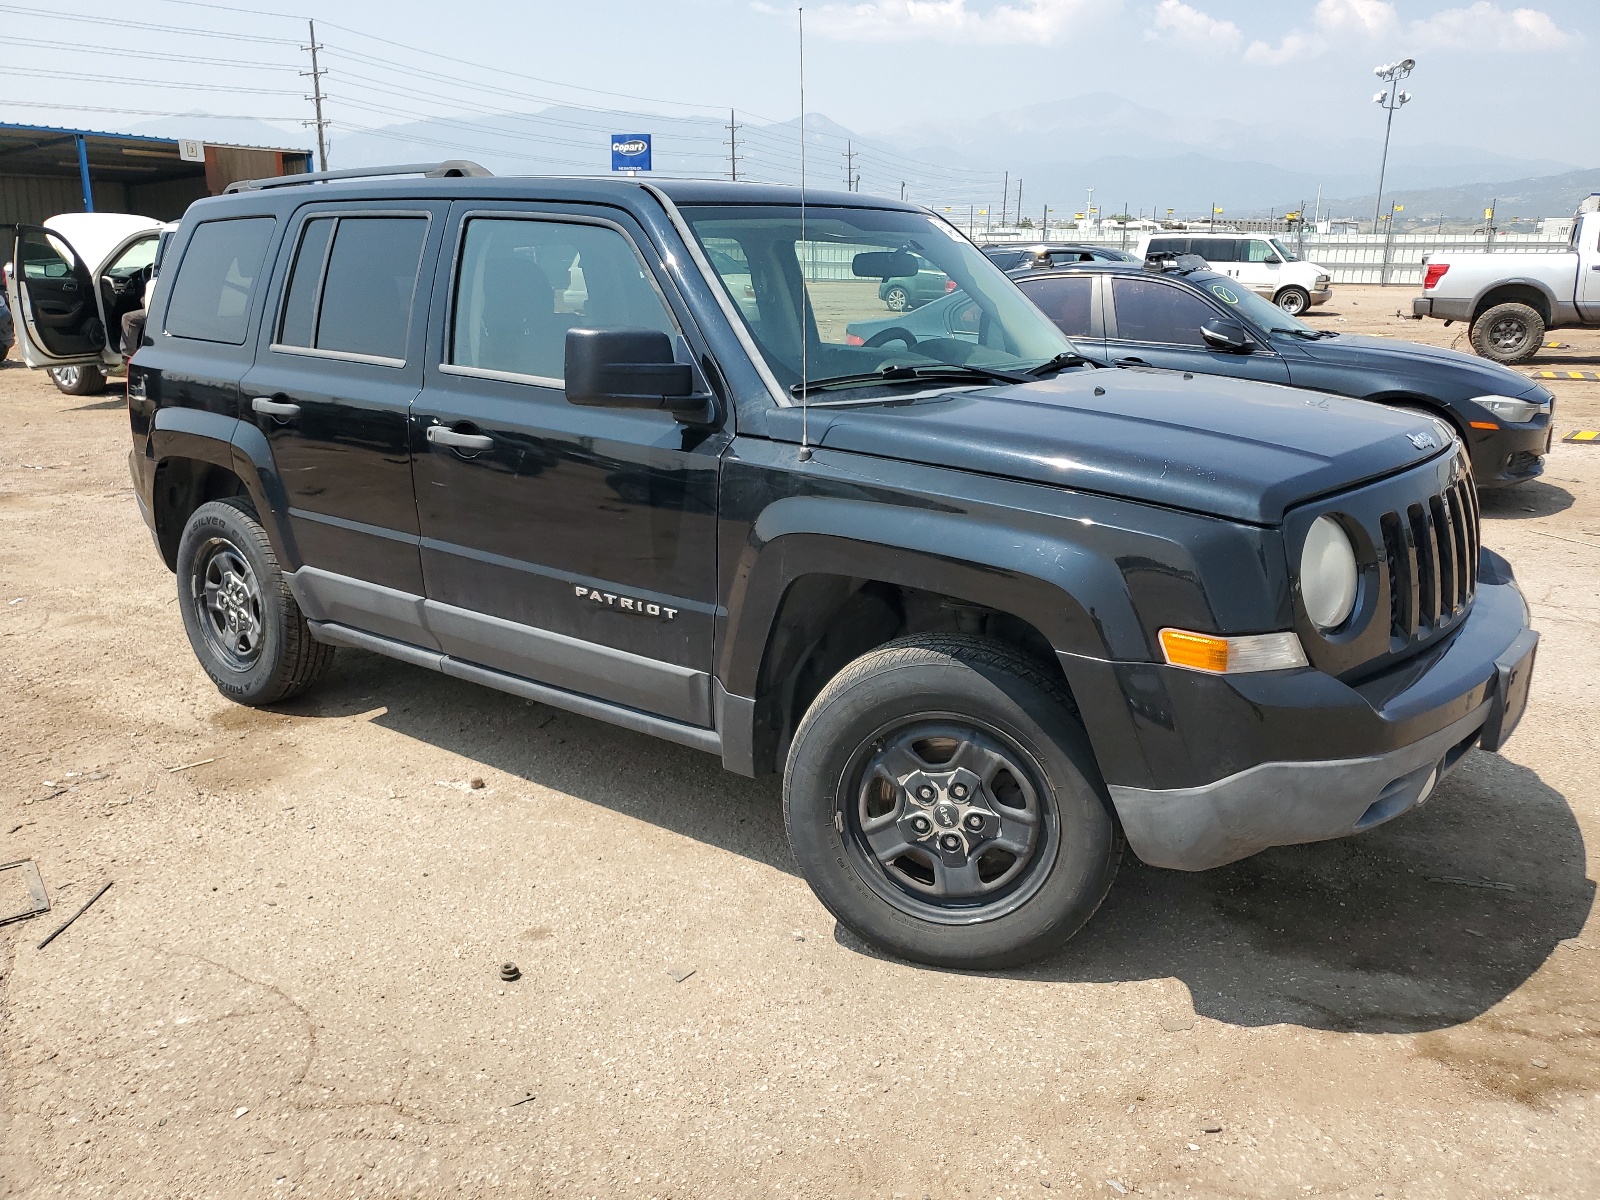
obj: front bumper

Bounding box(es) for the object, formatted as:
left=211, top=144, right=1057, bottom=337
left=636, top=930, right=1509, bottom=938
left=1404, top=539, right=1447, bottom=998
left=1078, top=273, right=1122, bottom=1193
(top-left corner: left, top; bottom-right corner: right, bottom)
left=1310, top=287, right=1333, bottom=306
left=1468, top=416, right=1551, bottom=487
left=1072, top=556, right=1536, bottom=871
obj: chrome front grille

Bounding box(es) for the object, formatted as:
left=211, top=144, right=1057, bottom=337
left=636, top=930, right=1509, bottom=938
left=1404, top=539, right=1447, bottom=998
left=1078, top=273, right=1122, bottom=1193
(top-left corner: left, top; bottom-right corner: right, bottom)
left=1379, top=469, right=1479, bottom=643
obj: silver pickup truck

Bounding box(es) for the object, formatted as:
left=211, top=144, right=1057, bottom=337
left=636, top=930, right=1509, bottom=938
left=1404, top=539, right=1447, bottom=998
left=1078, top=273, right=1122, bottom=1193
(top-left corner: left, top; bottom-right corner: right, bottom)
left=1414, top=194, right=1600, bottom=363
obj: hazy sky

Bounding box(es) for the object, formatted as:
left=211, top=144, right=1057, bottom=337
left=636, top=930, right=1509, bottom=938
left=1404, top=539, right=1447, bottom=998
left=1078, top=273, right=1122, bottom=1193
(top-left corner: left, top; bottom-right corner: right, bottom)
left=3, top=0, right=1594, bottom=166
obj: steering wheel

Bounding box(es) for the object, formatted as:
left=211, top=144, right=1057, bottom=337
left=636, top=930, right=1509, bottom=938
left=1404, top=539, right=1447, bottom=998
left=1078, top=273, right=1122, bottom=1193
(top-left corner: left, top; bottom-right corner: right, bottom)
left=864, top=327, right=919, bottom=349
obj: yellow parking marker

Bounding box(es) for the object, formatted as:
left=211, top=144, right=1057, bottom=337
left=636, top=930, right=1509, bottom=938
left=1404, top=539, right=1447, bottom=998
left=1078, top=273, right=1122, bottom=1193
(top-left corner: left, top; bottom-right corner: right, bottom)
left=1544, top=341, right=1570, bottom=348
left=1531, top=370, right=1600, bottom=380
left=1564, top=430, right=1600, bottom=443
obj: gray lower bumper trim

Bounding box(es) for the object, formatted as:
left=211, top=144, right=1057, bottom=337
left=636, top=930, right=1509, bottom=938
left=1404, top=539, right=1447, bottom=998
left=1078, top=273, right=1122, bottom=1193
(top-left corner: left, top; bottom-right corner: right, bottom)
left=1108, top=703, right=1490, bottom=871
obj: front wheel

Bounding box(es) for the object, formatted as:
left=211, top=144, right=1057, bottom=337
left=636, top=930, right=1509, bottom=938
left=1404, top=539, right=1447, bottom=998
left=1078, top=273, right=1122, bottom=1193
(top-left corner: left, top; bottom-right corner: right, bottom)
left=48, top=364, right=106, bottom=395
left=1275, top=286, right=1310, bottom=316
left=1470, top=302, right=1544, bottom=364
left=783, top=634, right=1122, bottom=969
left=883, top=286, right=911, bottom=312
left=176, top=497, right=335, bottom=706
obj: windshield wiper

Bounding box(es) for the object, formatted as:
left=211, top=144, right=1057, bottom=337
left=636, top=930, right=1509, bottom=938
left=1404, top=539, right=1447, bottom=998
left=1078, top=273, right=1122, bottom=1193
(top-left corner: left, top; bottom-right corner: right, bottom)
left=1275, top=327, right=1337, bottom=339
left=1028, top=350, right=1104, bottom=375
left=790, top=362, right=1033, bottom=396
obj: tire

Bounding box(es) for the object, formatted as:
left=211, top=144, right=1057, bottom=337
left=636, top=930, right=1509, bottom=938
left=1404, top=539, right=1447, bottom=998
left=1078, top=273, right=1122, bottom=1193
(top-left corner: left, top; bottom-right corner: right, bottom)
left=49, top=364, right=106, bottom=395
left=176, top=497, right=335, bottom=706
left=783, top=634, right=1123, bottom=970
left=884, top=286, right=910, bottom=312
left=1275, top=286, right=1310, bottom=316
left=1470, top=302, right=1544, bottom=364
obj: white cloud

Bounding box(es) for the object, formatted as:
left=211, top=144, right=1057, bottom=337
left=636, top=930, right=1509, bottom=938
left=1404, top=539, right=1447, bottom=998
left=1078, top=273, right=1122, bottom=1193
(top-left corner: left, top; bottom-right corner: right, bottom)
left=1149, top=0, right=1242, bottom=48
left=790, top=0, right=1097, bottom=44
left=1411, top=2, right=1577, bottom=50
left=1238, top=0, right=1575, bottom=64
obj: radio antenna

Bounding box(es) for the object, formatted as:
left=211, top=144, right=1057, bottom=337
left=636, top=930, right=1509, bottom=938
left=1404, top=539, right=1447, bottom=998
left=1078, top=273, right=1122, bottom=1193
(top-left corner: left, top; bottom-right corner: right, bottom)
left=797, top=5, right=811, bottom=460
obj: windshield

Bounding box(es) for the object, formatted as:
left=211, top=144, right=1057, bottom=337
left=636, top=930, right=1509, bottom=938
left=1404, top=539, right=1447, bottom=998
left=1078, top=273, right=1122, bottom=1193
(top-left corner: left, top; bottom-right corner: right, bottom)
left=1268, top=237, right=1300, bottom=263
left=1196, top=274, right=1318, bottom=336
left=681, top=205, right=1077, bottom=397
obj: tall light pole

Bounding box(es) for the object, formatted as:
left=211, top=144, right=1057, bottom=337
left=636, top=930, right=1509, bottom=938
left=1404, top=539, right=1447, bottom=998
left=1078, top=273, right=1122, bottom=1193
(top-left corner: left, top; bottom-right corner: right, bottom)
left=1371, top=58, right=1415, bottom=234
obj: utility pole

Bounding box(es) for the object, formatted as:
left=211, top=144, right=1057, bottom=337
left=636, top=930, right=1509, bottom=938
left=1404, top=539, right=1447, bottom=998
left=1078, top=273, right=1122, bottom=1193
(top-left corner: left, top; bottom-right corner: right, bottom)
left=843, top=141, right=859, bottom=191
left=302, top=19, right=330, bottom=172
left=1015, top=178, right=1022, bottom=227
left=900, top=181, right=906, bottom=201
left=726, top=109, right=740, bottom=181
left=1000, top=171, right=1009, bottom=227
left=1370, top=58, right=1415, bottom=233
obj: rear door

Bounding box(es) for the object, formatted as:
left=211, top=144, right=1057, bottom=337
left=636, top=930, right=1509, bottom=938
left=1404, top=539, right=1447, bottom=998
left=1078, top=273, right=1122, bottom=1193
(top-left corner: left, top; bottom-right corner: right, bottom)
left=1013, top=272, right=1105, bottom=358
left=6, top=225, right=106, bottom=366
left=239, top=202, right=447, bottom=620
left=1104, top=274, right=1290, bottom=384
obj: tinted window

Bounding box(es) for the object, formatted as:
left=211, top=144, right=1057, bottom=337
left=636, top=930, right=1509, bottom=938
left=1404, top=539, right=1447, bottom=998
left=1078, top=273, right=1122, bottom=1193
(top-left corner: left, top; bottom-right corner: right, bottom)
left=1196, top=238, right=1241, bottom=263
left=17, top=228, right=75, bottom=279
left=1147, top=237, right=1188, bottom=257
left=985, top=249, right=1026, bottom=271
left=1018, top=276, right=1094, bottom=338
left=315, top=217, right=428, bottom=360
left=276, top=217, right=334, bottom=348
left=451, top=218, right=675, bottom=382
left=1110, top=277, right=1219, bottom=346
left=164, top=217, right=275, bottom=343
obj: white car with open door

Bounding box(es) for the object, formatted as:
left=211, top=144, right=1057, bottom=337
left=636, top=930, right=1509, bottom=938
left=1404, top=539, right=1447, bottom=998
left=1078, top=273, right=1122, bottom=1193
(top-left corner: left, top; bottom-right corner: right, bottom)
left=5, top=213, right=166, bottom=395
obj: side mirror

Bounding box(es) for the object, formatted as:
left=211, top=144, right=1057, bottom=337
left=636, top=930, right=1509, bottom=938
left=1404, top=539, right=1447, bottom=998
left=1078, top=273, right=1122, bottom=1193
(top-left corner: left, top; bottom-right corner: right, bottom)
left=853, top=249, right=918, bottom=279
left=1265, top=254, right=1282, bottom=265
left=1200, top=318, right=1252, bottom=353
left=564, top=328, right=703, bottom=413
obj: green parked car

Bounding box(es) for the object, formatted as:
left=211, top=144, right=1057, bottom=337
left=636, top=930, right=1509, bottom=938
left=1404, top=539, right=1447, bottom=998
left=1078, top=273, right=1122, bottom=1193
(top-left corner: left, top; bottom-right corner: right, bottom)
left=877, top=254, right=954, bottom=311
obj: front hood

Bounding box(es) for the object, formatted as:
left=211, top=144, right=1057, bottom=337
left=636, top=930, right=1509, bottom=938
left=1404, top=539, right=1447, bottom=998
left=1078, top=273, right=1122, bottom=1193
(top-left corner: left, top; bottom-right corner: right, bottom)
left=803, top=368, right=1449, bottom=525
left=1293, top=332, right=1545, bottom=397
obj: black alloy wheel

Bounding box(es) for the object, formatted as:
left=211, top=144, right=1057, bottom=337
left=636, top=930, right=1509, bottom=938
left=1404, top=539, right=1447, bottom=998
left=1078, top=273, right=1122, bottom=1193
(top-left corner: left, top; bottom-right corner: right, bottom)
left=784, top=634, right=1122, bottom=969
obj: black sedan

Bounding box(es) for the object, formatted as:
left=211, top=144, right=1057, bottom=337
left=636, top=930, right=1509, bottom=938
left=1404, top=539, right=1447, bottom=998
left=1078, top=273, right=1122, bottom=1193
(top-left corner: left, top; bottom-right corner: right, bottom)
left=982, top=242, right=1139, bottom=270
left=1010, top=259, right=1554, bottom=486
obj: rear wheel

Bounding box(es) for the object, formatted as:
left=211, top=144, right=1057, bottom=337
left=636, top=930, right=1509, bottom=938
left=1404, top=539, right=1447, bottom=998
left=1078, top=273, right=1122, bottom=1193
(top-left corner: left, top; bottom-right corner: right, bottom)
left=783, top=634, right=1122, bottom=969
left=1275, top=286, right=1310, bottom=316
left=48, top=364, right=105, bottom=395
left=1470, top=302, right=1544, bottom=364
left=176, top=497, right=335, bottom=706
left=884, top=285, right=911, bottom=312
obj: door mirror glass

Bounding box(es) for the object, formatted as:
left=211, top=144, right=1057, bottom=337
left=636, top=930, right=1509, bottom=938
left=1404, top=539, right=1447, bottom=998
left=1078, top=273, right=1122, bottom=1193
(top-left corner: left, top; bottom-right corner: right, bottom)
left=1200, top=317, right=1251, bottom=352
left=564, top=327, right=698, bottom=411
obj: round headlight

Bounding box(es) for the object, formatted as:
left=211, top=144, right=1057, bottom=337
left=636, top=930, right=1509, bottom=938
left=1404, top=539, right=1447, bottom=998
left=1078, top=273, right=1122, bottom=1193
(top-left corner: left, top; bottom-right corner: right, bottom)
left=1300, top=515, right=1358, bottom=630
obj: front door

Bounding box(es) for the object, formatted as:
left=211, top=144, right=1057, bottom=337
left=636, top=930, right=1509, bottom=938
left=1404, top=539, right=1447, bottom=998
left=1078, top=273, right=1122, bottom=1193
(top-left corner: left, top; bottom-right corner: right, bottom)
left=6, top=225, right=106, bottom=366
left=239, top=203, right=448, bottom=622
left=410, top=204, right=728, bottom=726
left=1104, top=275, right=1291, bottom=385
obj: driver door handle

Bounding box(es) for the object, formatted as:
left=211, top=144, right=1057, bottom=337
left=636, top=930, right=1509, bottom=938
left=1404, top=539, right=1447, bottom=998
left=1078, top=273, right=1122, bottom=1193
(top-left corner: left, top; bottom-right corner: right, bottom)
left=251, top=397, right=300, bottom=418
left=427, top=424, right=495, bottom=452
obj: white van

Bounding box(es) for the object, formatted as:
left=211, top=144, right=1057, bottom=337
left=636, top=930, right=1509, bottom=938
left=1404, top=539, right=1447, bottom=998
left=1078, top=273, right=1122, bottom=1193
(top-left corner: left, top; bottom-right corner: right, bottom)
left=1135, top=232, right=1332, bottom=315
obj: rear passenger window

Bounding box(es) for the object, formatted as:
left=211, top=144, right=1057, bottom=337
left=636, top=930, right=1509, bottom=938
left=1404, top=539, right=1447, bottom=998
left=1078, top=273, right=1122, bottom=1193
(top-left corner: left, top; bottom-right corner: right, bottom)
left=164, top=217, right=275, bottom=344
left=1147, top=238, right=1187, bottom=257
left=449, top=218, right=675, bottom=383
left=1018, top=276, right=1094, bottom=338
left=275, top=215, right=427, bottom=362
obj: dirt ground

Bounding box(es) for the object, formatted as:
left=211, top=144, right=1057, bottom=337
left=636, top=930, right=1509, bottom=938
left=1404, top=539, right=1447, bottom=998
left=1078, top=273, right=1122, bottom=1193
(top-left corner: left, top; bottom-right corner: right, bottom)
left=1, top=284, right=1598, bottom=1199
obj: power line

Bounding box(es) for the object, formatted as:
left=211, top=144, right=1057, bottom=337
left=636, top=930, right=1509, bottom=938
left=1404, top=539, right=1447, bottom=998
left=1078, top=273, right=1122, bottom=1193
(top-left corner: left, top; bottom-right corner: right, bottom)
left=0, top=4, right=301, bottom=43
left=0, top=33, right=300, bottom=69
left=0, top=99, right=307, bottom=121
left=2, top=65, right=304, bottom=94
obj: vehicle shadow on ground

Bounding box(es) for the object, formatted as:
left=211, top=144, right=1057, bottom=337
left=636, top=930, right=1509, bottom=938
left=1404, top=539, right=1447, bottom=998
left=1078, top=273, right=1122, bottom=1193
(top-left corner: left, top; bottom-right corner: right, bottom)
left=1478, top=479, right=1574, bottom=519
left=69, top=397, right=127, bottom=413
left=283, top=650, right=1592, bottom=1035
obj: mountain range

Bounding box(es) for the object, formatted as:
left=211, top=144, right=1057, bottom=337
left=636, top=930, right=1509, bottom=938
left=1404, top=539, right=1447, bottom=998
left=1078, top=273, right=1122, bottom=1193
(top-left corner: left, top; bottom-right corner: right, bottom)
left=127, top=92, right=1594, bottom=220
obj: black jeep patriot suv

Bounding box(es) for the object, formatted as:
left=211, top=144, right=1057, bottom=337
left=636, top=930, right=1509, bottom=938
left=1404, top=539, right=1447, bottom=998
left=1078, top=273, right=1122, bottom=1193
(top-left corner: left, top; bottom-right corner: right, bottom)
left=125, top=163, right=1538, bottom=969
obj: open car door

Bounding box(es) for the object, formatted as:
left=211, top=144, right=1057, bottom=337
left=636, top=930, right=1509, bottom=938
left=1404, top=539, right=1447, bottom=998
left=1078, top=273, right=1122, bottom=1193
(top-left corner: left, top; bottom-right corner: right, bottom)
left=6, top=225, right=107, bottom=367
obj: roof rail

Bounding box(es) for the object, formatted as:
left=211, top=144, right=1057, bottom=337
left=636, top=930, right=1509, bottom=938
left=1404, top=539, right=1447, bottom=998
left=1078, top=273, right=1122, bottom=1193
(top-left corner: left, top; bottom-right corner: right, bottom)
left=224, top=160, right=492, bottom=194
